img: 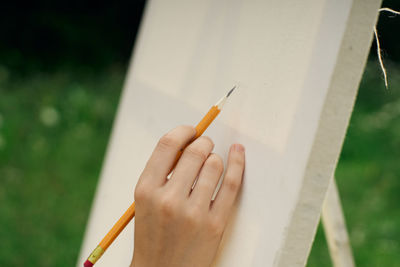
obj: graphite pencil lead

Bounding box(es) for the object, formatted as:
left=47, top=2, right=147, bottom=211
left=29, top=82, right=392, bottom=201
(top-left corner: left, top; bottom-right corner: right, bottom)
left=216, top=85, right=237, bottom=109
left=226, top=85, right=237, bottom=98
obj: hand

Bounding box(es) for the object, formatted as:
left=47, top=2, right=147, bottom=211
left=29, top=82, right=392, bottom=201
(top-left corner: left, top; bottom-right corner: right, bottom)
left=131, top=125, right=245, bottom=267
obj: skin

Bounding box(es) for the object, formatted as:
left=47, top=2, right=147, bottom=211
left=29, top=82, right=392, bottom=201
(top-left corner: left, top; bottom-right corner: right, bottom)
left=130, top=125, right=246, bottom=267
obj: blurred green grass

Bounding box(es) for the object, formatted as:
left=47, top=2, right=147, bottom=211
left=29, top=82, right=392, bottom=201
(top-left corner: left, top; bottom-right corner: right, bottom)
left=0, top=65, right=123, bottom=266
left=0, top=59, right=399, bottom=266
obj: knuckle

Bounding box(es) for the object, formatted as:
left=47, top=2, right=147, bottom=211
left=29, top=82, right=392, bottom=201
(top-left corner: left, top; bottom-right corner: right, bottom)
left=134, top=183, right=151, bottom=203
left=206, top=154, right=224, bottom=173
left=201, top=136, right=215, bottom=147
left=232, top=153, right=245, bottom=166
left=224, top=176, right=241, bottom=192
left=183, top=207, right=202, bottom=228
left=207, top=217, right=224, bottom=237
left=158, top=134, right=180, bottom=151
left=157, top=194, right=178, bottom=217
left=186, top=145, right=208, bottom=161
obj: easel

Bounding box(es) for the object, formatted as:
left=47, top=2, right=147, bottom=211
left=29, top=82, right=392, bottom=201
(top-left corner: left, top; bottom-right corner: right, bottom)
left=321, top=179, right=355, bottom=267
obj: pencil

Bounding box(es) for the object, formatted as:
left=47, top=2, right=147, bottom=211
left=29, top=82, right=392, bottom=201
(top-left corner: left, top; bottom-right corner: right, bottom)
left=84, top=86, right=236, bottom=267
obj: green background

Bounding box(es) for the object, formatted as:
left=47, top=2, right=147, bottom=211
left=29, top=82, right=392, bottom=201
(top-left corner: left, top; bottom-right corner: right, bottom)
left=0, top=1, right=399, bottom=266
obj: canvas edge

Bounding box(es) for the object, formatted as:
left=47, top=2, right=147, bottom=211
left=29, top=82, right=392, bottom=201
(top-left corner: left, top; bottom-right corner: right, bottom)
left=275, top=0, right=382, bottom=266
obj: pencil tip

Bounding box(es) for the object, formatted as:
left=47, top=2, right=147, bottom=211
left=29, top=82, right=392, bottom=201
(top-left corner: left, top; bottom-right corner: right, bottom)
left=215, top=85, right=237, bottom=108
left=226, top=85, right=237, bottom=98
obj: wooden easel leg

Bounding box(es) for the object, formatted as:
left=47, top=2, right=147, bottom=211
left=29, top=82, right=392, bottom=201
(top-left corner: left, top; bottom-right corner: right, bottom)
left=321, top=178, right=355, bottom=267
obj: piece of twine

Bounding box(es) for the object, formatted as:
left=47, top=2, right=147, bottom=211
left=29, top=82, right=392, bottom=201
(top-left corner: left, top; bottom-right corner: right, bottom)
left=374, top=8, right=400, bottom=89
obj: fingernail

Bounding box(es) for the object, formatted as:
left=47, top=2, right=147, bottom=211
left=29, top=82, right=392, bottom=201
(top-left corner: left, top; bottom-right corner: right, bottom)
left=233, top=144, right=245, bottom=152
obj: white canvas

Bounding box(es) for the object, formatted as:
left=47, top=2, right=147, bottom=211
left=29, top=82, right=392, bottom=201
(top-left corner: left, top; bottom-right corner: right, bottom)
left=77, top=0, right=381, bottom=266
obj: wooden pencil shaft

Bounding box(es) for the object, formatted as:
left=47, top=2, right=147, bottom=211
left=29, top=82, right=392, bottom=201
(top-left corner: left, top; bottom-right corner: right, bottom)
left=99, top=202, right=136, bottom=250
left=194, top=106, right=220, bottom=138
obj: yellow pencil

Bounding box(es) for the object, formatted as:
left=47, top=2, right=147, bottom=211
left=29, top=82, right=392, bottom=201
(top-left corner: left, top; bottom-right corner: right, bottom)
left=84, top=86, right=236, bottom=267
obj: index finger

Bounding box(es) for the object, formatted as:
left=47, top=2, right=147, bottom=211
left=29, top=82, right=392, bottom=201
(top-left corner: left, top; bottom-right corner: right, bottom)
left=139, top=125, right=196, bottom=187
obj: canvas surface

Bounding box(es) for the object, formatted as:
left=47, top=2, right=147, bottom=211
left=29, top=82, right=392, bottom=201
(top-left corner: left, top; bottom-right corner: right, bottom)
left=78, top=0, right=381, bottom=266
